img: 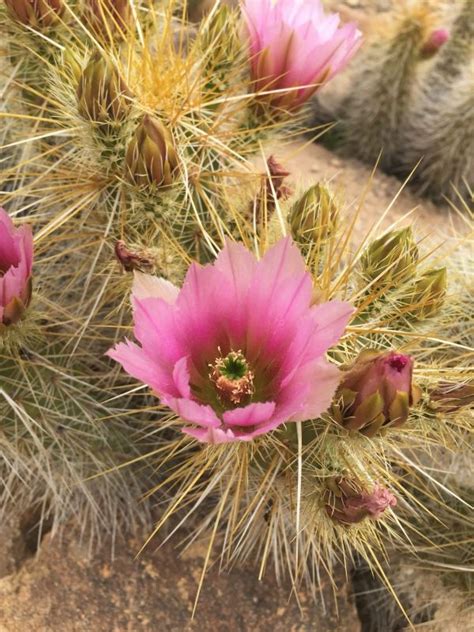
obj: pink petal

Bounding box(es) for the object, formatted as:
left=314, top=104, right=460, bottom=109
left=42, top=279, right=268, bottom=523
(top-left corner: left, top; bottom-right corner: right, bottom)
left=132, top=297, right=185, bottom=366
left=163, top=396, right=221, bottom=428
left=183, top=426, right=239, bottom=444
left=107, top=340, right=176, bottom=395
left=0, top=209, right=18, bottom=269
left=287, top=357, right=342, bottom=422
left=223, top=401, right=276, bottom=428
left=172, top=356, right=192, bottom=398
left=214, top=238, right=257, bottom=307
left=132, top=271, right=179, bottom=303
left=309, top=301, right=354, bottom=354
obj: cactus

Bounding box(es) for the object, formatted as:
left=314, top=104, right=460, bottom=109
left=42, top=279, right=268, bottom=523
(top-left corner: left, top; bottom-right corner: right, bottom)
left=399, top=66, right=474, bottom=202
left=339, top=5, right=438, bottom=171
left=0, top=0, right=472, bottom=620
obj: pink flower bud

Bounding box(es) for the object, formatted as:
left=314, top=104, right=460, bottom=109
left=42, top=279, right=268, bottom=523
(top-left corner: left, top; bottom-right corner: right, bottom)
left=325, top=477, right=397, bottom=525
left=338, top=350, right=421, bottom=436
left=420, top=28, right=450, bottom=59
left=0, top=208, right=34, bottom=327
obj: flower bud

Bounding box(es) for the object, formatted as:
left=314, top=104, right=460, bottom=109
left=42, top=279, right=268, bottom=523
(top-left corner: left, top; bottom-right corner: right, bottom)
left=430, top=381, right=474, bottom=414
left=77, top=53, right=131, bottom=124
left=360, top=227, right=419, bottom=290
left=403, top=267, right=447, bottom=319
left=125, top=115, right=179, bottom=189
left=5, top=0, right=64, bottom=27
left=289, top=183, right=338, bottom=249
left=0, top=208, right=34, bottom=328
left=200, top=5, right=241, bottom=87
left=337, top=350, right=421, bottom=437
left=83, top=0, right=130, bottom=40
left=420, top=28, right=450, bottom=59
left=324, top=477, right=396, bottom=525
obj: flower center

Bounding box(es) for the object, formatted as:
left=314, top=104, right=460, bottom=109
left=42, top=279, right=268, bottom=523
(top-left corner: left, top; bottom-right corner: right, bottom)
left=388, top=354, right=408, bottom=372
left=210, top=350, right=255, bottom=406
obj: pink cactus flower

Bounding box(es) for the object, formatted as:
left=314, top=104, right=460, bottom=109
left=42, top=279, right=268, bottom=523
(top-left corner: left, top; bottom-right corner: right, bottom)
left=0, top=208, right=34, bottom=326
left=108, top=238, right=353, bottom=444
left=242, top=0, right=362, bottom=110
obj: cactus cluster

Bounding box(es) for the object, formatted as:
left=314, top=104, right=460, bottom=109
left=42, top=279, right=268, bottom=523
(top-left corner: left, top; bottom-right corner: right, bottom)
left=0, top=0, right=472, bottom=623
left=320, top=0, right=473, bottom=203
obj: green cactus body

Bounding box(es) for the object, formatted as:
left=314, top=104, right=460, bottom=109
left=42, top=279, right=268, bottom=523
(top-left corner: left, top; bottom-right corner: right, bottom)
left=340, top=8, right=435, bottom=172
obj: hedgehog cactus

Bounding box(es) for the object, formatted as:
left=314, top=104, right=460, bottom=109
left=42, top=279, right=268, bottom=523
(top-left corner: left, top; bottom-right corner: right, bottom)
left=399, top=66, right=474, bottom=202
left=339, top=4, right=440, bottom=171
left=0, top=0, right=472, bottom=621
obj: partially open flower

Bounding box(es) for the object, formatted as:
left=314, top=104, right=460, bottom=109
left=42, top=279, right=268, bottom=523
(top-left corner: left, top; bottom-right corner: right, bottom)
left=242, top=0, right=362, bottom=111
left=5, top=0, right=64, bottom=27
left=324, top=477, right=397, bottom=525
left=108, top=238, right=353, bottom=443
left=337, top=350, right=421, bottom=436
left=0, top=208, right=34, bottom=327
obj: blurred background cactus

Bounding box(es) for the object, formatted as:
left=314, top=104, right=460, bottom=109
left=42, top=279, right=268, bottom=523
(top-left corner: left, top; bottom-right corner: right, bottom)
left=313, top=0, right=473, bottom=204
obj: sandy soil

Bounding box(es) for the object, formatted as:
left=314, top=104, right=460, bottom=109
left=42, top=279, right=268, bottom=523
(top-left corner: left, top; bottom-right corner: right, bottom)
left=0, top=520, right=359, bottom=632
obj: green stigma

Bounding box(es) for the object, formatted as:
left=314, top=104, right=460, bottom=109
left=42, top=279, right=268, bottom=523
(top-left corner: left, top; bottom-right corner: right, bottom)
left=210, top=349, right=255, bottom=406
left=219, top=351, right=250, bottom=381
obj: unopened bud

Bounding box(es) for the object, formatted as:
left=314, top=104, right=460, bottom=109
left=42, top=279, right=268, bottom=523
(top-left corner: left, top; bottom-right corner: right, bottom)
left=201, top=5, right=241, bottom=80
left=77, top=53, right=131, bottom=124
left=337, top=350, right=421, bottom=437
left=5, top=0, right=64, bottom=27
left=125, top=115, right=179, bottom=189
left=83, top=0, right=130, bottom=40
left=430, top=380, right=474, bottom=413
left=324, top=477, right=397, bottom=525
left=360, top=227, right=419, bottom=290
left=404, top=267, right=447, bottom=319
left=420, top=28, right=450, bottom=59
left=289, top=183, right=338, bottom=249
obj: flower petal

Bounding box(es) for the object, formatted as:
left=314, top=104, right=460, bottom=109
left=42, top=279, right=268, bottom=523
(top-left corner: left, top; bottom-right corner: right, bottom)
left=163, top=395, right=221, bottom=428
left=173, top=356, right=192, bottom=398
left=182, top=426, right=239, bottom=444
left=287, top=357, right=342, bottom=422
left=132, top=271, right=179, bottom=303
left=107, top=340, right=176, bottom=394
left=132, top=297, right=185, bottom=366
left=223, top=401, right=276, bottom=428
left=310, top=301, right=354, bottom=353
